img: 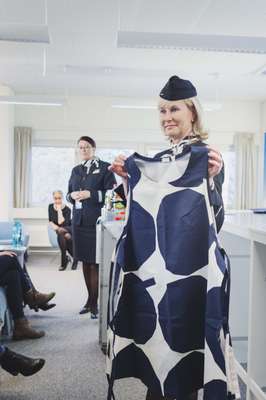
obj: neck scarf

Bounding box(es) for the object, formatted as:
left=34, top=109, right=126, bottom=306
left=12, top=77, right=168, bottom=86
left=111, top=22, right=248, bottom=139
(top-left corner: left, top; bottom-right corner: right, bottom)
left=53, top=204, right=65, bottom=225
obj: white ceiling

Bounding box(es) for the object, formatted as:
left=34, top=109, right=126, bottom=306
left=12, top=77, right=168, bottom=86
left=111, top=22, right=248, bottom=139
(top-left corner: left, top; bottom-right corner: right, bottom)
left=1, top=0, right=266, bottom=101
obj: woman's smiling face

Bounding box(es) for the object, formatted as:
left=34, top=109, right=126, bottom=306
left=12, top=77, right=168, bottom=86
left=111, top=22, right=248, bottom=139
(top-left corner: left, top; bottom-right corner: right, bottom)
left=158, top=99, right=194, bottom=142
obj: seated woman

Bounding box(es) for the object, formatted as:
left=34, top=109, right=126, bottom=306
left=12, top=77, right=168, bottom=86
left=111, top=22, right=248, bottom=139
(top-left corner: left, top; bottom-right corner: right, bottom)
left=0, top=251, right=55, bottom=340
left=48, top=190, right=77, bottom=271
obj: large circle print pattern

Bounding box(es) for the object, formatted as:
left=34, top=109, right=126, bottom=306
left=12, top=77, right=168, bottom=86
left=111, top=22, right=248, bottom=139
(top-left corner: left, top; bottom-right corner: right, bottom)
left=113, top=343, right=162, bottom=395
left=157, top=190, right=209, bottom=275
left=164, top=351, right=204, bottom=397
left=123, top=200, right=156, bottom=271
left=158, top=276, right=207, bottom=352
left=113, top=273, right=157, bottom=344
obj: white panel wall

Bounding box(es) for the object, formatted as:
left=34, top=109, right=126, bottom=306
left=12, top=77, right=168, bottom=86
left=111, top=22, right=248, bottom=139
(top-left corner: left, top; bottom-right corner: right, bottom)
left=13, top=95, right=263, bottom=246
left=14, top=96, right=262, bottom=149
left=260, top=101, right=266, bottom=206
left=0, top=85, right=14, bottom=220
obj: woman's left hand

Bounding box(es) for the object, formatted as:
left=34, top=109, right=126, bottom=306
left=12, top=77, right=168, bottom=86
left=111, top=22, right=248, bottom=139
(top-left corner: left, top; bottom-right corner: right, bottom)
left=76, top=190, right=91, bottom=200
left=207, top=146, right=223, bottom=178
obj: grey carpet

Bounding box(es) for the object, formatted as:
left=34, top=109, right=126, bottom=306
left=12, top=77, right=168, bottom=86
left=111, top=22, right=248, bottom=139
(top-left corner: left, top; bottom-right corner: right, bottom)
left=0, top=253, right=146, bottom=400
left=0, top=254, right=246, bottom=400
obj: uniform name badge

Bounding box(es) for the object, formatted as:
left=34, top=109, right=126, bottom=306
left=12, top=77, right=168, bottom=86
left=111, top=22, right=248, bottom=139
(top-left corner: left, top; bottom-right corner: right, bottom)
left=75, top=200, right=83, bottom=209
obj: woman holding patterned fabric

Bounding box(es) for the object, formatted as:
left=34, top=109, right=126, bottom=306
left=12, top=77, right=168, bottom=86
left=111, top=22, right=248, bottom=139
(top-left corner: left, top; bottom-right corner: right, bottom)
left=48, top=190, right=77, bottom=271
left=107, top=77, right=239, bottom=400
left=67, top=136, right=116, bottom=318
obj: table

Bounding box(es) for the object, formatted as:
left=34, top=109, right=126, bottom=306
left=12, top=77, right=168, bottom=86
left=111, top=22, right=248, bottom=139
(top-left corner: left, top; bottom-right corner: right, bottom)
left=97, top=220, right=124, bottom=353
left=220, top=211, right=266, bottom=400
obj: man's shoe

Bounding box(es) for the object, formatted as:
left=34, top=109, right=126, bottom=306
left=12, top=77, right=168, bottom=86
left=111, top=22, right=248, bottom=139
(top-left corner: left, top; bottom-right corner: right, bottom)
left=0, top=347, right=45, bottom=376
left=25, top=289, right=56, bottom=309
left=31, top=303, right=56, bottom=312
left=13, top=318, right=45, bottom=340
left=38, top=302, right=56, bottom=311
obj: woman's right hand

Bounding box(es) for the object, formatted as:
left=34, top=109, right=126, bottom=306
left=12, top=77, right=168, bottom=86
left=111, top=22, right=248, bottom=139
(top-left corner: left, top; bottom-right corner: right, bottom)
left=108, top=154, right=128, bottom=178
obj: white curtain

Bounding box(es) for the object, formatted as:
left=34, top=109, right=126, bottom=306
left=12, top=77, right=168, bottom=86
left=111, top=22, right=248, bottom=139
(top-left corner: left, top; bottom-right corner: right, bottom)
left=14, top=127, right=32, bottom=207
left=234, top=132, right=257, bottom=209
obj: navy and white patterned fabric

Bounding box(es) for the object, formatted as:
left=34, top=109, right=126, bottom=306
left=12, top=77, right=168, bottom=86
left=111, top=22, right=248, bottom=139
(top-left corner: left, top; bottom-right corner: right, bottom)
left=107, top=145, right=240, bottom=400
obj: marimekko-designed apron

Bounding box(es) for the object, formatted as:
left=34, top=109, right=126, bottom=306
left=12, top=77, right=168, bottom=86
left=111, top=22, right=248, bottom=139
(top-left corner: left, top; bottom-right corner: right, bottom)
left=107, top=145, right=240, bottom=400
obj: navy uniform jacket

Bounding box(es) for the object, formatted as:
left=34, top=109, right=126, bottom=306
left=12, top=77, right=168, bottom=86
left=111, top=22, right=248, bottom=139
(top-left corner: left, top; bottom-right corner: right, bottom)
left=67, top=159, right=116, bottom=227
left=155, top=141, right=225, bottom=233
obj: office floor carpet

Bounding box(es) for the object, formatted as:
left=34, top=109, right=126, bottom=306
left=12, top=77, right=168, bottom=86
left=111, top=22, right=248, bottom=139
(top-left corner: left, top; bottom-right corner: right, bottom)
left=0, top=253, right=246, bottom=400
left=0, top=253, right=147, bottom=400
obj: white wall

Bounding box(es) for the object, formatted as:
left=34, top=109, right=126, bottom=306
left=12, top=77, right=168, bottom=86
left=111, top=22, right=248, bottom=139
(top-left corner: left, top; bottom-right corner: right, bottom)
left=259, top=101, right=266, bottom=206
left=0, top=85, right=14, bottom=221
left=13, top=95, right=264, bottom=246
left=14, top=96, right=262, bottom=150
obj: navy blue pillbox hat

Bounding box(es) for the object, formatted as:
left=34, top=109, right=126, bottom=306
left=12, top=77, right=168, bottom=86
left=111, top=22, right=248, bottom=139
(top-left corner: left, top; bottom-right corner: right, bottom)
left=159, top=75, right=197, bottom=100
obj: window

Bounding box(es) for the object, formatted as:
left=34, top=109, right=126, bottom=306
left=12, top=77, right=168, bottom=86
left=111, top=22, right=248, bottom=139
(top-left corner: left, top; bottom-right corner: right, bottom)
left=96, top=148, right=134, bottom=164
left=31, top=146, right=75, bottom=206
left=221, top=149, right=236, bottom=210
left=30, top=145, right=134, bottom=206
left=144, top=146, right=237, bottom=210
left=96, top=147, right=134, bottom=184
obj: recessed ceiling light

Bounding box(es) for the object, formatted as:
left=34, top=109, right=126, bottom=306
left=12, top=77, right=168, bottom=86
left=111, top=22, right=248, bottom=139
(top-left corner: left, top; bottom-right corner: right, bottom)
left=0, top=23, right=50, bottom=44
left=0, top=96, right=64, bottom=106
left=117, top=31, right=266, bottom=54
left=112, top=104, right=157, bottom=110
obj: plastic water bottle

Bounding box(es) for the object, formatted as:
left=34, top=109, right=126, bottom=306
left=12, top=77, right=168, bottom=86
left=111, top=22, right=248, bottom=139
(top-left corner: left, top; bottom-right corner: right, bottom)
left=12, top=221, right=23, bottom=247
left=17, top=222, right=23, bottom=246
left=12, top=222, right=19, bottom=247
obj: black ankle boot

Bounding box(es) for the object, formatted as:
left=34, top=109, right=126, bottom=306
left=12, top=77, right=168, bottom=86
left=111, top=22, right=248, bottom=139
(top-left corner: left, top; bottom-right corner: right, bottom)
left=0, top=347, right=45, bottom=376
left=71, top=260, right=78, bottom=270
left=59, top=255, right=71, bottom=271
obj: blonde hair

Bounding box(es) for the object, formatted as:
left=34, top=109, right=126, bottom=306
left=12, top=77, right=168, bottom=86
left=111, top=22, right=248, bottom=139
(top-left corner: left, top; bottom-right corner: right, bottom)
left=52, top=190, right=63, bottom=198
left=158, top=97, right=208, bottom=141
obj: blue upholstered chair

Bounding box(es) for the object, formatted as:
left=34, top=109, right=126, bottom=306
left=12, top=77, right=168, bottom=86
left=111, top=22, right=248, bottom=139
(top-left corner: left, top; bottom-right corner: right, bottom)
left=47, top=224, right=59, bottom=248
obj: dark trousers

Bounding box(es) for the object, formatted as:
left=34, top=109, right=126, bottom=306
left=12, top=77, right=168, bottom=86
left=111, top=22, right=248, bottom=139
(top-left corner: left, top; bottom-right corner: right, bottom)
left=0, top=255, right=28, bottom=319
left=22, top=264, right=34, bottom=290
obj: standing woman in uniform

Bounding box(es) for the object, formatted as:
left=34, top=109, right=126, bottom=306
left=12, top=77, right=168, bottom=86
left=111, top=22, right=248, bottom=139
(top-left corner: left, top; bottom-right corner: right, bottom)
left=67, top=136, right=116, bottom=318
left=107, top=77, right=233, bottom=400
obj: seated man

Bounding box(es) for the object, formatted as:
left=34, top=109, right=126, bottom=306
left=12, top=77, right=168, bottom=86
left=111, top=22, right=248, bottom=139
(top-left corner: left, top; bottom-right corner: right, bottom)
left=0, top=344, right=45, bottom=376
left=0, top=251, right=55, bottom=340
left=22, top=263, right=56, bottom=312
